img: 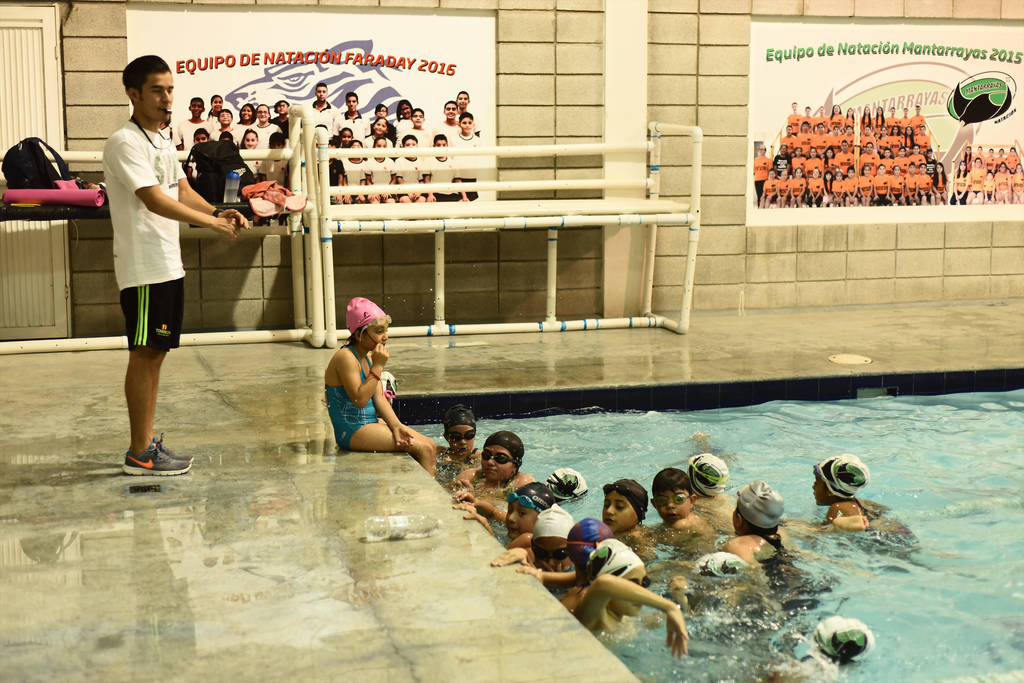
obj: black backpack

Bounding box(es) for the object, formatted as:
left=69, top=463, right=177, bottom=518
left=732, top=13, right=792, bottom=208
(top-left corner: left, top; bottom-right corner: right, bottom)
left=2, top=137, right=72, bottom=189
left=185, top=140, right=256, bottom=204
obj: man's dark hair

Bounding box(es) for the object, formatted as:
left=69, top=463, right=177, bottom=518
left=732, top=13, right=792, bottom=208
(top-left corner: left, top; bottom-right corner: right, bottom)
left=193, top=128, right=209, bottom=140
left=412, top=107, right=424, bottom=117
left=268, top=132, right=285, bottom=146
left=457, top=90, right=470, bottom=99
left=315, top=82, right=328, bottom=90
left=433, top=133, right=448, bottom=144
left=458, top=112, right=474, bottom=122
left=345, top=91, right=358, bottom=101
left=189, top=96, right=204, bottom=106
left=122, top=55, right=171, bottom=92
left=275, top=99, right=289, bottom=108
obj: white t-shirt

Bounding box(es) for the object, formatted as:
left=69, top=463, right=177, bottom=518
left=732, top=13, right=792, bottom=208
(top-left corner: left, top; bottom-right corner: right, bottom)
left=102, top=121, right=186, bottom=290
left=402, top=128, right=432, bottom=148
left=175, top=119, right=211, bottom=150
left=342, top=160, right=366, bottom=188
left=427, top=157, right=460, bottom=185
left=363, top=158, right=394, bottom=186
left=452, top=134, right=481, bottom=179
left=392, top=157, right=424, bottom=184
left=252, top=122, right=282, bottom=149
left=433, top=123, right=460, bottom=145
left=261, top=158, right=289, bottom=186
left=310, top=103, right=336, bottom=134
left=334, top=115, right=367, bottom=142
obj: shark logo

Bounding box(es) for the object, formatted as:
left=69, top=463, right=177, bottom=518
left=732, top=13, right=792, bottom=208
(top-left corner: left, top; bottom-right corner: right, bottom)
left=225, top=39, right=402, bottom=118
left=947, top=71, right=1016, bottom=125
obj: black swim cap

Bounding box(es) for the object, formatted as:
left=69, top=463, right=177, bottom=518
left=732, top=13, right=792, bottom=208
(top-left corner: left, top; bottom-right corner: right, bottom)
left=483, top=431, right=524, bottom=469
left=511, top=482, right=555, bottom=511
left=602, top=479, right=649, bottom=523
left=443, top=403, right=476, bottom=429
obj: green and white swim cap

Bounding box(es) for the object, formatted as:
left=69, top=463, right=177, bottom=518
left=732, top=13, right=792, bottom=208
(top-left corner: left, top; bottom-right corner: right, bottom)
left=586, top=538, right=644, bottom=582
left=815, top=453, right=870, bottom=498
left=812, top=616, right=875, bottom=663
left=688, top=453, right=729, bottom=496
left=695, top=551, right=748, bottom=577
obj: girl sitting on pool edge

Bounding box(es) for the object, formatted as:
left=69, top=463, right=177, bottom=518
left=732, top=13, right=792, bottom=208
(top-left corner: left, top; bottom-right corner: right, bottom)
left=324, top=297, right=437, bottom=474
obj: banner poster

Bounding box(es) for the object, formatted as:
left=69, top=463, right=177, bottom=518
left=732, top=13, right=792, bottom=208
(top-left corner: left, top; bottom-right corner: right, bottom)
left=126, top=6, right=496, bottom=197
left=748, top=18, right=1024, bottom=226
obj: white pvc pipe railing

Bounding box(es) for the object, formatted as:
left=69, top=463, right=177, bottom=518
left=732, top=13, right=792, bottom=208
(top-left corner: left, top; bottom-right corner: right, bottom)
left=314, top=125, right=702, bottom=344
left=650, top=121, right=703, bottom=334
left=0, top=118, right=702, bottom=354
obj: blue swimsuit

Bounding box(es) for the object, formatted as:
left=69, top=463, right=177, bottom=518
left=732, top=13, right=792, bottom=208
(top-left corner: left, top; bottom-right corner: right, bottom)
left=326, top=346, right=378, bottom=449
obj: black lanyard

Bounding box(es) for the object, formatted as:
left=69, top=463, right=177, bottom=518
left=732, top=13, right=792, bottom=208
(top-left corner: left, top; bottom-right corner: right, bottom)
left=131, top=117, right=172, bottom=150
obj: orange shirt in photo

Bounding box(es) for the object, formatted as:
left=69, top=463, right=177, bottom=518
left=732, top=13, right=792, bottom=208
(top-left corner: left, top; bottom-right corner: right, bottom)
left=995, top=172, right=1010, bottom=192
left=754, top=156, right=771, bottom=181
left=804, top=157, right=824, bottom=176
left=872, top=176, right=891, bottom=194
left=808, top=177, right=825, bottom=195
left=953, top=176, right=969, bottom=193
left=984, top=178, right=995, bottom=194
left=781, top=135, right=798, bottom=152
left=909, top=114, right=926, bottom=130
left=790, top=177, right=808, bottom=195
left=859, top=152, right=880, bottom=171
left=889, top=176, right=905, bottom=196
left=908, top=153, right=926, bottom=167
left=1012, top=173, right=1024, bottom=192
left=835, top=152, right=855, bottom=173
left=858, top=177, right=873, bottom=194
left=905, top=175, right=920, bottom=193
left=969, top=168, right=986, bottom=192
left=787, top=113, right=804, bottom=129
left=790, top=156, right=807, bottom=173
left=797, top=133, right=814, bottom=152
left=918, top=175, right=933, bottom=192
left=914, top=133, right=931, bottom=150
left=763, top=178, right=779, bottom=196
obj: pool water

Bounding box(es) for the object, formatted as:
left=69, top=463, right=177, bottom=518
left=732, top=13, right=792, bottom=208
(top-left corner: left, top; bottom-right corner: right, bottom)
left=429, top=389, right=1024, bottom=682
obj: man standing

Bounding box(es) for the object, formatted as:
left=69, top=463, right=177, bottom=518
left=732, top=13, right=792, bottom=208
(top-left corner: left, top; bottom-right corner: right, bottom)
left=311, top=82, right=336, bottom=132
left=335, top=91, right=367, bottom=142
left=103, top=55, right=249, bottom=475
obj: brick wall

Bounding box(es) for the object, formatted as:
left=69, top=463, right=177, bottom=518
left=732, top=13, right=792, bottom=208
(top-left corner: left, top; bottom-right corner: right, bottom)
left=58, top=0, right=1023, bottom=338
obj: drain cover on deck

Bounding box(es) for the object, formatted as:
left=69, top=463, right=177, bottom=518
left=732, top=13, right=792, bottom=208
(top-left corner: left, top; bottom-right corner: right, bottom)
left=828, top=353, right=872, bottom=365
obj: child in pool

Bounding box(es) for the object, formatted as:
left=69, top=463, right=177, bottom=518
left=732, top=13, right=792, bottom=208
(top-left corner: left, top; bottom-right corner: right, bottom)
left=436, top=403, right=481, bottom=470
left=688, top=453, right=734, bottom=534
left=491, top=504, right=575, bottom=577
left=649, top=468, right=716, bottom=554
left=602, top=479, right=648, bottom=537
left=562, top=538, right=688, bottom=659
left=545, top=467, right=588, bottom=502
left=455, top=482, right=554, bottom=552
left=324, top=298, right=437, bottom=473
left=453, top=431, right=534, bottom=494
left=811, top=454, right=913, bottom=540
left=723, top=480, right=787, bottom=565
left=517, top=517, right=613, bottom=591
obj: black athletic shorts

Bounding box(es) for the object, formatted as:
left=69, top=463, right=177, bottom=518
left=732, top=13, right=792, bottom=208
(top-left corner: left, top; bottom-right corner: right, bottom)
left=120, top=277, right=185, bottom=351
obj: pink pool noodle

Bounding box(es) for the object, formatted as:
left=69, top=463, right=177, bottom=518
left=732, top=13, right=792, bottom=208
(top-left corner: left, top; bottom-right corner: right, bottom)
left=3, top=187, right=107, bottom=207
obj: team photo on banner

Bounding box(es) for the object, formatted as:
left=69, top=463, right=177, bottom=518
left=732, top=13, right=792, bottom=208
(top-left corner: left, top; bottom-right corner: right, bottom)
left=748, top=19, right=1023, bottom=225
left=126, top=6, right=496, bottom=203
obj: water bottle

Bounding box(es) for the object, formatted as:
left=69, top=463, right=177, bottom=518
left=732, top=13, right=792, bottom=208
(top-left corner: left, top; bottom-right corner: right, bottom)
left=364, top=514, right=440, bottom=542
left=223, top=169, right=241, bottom=203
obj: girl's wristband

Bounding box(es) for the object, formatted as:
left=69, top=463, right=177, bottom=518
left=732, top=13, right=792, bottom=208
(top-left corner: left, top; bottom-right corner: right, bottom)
left=369, top=370, right=381, bottom=382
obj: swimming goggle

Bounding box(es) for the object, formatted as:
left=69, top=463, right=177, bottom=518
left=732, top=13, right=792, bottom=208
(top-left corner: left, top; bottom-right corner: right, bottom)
left=481, top=449, right=512, bottom=465
left=507, top=492, right=544, bottom=511
left=531, top=544, right=569, bottom=562
left=628, top=575, right=652, bottom=588
left=653, top=493, right=692, bottom=507
left=445, top=430, right=476, bottom=442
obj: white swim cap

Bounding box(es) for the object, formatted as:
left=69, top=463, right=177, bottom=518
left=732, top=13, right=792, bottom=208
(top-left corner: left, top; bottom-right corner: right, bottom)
left=533, top=504, right=574, bottom=539
left=586, top=538, right=644, bottom=583
left=815, top=454, right=870, bottom=498
left=736, top=480, right=785, bottom=528
left=695, top=551, right=748, bottom=577
left=546, top=467, right=588, bottom=500
left=812, top=616, right=875, bottom=663
left=688, top=453, right=729, bottom=496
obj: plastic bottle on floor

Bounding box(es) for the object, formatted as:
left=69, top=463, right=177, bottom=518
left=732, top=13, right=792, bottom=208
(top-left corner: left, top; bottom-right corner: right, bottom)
left=364, top=514, right=440, bottom=542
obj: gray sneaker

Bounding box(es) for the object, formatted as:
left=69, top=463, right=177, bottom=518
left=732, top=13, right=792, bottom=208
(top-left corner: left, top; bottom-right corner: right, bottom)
left=122, top=436, right=191, bottom=476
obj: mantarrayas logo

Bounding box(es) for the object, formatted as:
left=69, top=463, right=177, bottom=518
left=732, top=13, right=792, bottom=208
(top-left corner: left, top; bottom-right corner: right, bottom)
left=947, top=71, right=1016, bottom=125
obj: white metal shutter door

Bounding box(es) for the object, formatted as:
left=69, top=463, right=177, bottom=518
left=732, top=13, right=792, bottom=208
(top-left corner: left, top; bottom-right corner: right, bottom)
left=0, top=7, right=69, bottom=340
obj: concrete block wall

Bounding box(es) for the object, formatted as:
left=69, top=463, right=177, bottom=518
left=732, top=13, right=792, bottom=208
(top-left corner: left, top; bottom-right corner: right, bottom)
left=59, top=0, right=1023, bottom=337
left=649, top=0, right=1024, bottom=313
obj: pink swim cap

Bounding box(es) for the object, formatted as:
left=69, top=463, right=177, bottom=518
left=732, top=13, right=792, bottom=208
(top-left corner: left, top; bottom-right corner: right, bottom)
left=346, top=297, right=387, bottom=333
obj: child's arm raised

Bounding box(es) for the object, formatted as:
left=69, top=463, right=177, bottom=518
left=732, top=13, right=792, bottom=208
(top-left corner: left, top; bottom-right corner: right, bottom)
left=325, top=346, right=383, bottom=409
left=575, top=575, right=688, bottom=657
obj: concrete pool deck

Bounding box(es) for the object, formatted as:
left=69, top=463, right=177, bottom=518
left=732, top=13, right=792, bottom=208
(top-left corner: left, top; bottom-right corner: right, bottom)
left=1, top=299, right=1021, bottom=680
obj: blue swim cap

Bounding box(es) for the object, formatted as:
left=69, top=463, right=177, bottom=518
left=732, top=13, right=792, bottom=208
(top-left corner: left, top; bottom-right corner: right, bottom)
left=566, top=518, right=614, bottom=570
